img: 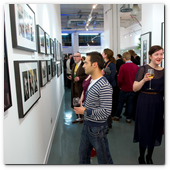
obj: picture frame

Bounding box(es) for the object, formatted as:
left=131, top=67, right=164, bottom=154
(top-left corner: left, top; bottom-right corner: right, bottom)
left=57, top=63, right=61, bottom=77
left=50, top=38, right=54, bottom=55
left=56, top=41, right=60, bottom=61
left=140, top=32, right=152, bottom=66
left=52, top=60, right=57, bottom=77
left=161, top=22, right=164, bottom=68
left=60, top=59, right=63, bottom=75
left=54, top=38, right=58, bottom=60
left=39, top=60, right=48, bottom=87
left=45, top=32, right=50, bottom=55
left=4, top=21, right=12, bottom=113
left=36, top=24, right=45, bottom=54
left=14, top=61, right=41, bottom=118
left=47, top=59, right=52, bottom=81
left=9, top=4, right=37, bottom=52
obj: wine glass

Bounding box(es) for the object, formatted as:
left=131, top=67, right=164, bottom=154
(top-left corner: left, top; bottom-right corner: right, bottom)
left=148, top=69, right=154, bottom=90
left=73, top=97, right=81, bottom=121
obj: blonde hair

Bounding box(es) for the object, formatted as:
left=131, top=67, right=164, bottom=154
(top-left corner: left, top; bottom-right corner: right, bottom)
left=122, top=52, right=131, bottom=60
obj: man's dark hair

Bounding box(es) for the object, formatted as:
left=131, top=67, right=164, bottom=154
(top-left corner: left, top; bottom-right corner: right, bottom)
left=86, top=52, right=104, bottom=70
left=117, top=54, right=122, bottom=59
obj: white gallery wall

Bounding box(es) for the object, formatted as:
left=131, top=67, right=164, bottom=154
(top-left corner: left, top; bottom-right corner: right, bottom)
left=4, top=4, right=64, bottom=164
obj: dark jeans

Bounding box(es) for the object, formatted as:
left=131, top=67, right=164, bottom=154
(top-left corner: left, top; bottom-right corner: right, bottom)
left=115, top=90, right=135, bottom=120
left=79, top=124, right=113, bottom=164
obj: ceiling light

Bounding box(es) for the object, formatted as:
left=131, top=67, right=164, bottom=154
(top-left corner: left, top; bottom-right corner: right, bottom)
left=62, top=33, right=68, bottom=35
left=93, top=4, right=97, bottom=9
left=79, top=33, right=99, bottom=35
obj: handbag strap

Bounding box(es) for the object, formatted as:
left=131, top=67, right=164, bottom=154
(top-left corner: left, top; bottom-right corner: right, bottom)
left=104, top=61, right=111, bottom=69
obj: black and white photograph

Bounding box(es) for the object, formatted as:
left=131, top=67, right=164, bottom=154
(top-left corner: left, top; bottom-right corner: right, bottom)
left=47, top=60, right=52, bottom=81
left=39, top=61, right=48, bottom=87
left=57, top=63, right=60, bottom=77
left=161, top=22, right=164, bottom=68
left=37, top=25, right=45, bottom=54
left=45, top=32, right=50, bottom=55
left=14, top=61, right=41, bottom=118
left=9, top=4, right=36, bottom=52
left=50, top=38, right=54, bottom=54
left=140, top=32, right=151, bottom=66
left=52, top=60, right=56, bottom=77
left=4, top=23, right=12, bottom=113
left=54, top=38, right=57, bottom=60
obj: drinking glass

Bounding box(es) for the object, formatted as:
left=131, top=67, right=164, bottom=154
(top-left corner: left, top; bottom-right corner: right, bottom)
left=148, top=69, right=154, bottom=90
left=73, top=97, right=81, bottom=121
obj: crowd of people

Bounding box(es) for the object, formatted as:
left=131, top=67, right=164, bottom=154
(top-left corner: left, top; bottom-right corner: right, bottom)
left=63, top=45, right=164, bottom=165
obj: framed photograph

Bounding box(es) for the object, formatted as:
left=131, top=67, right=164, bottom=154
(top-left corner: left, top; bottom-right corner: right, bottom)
left=9, top=4, right=36, bottom=52
left=4, top=22, right=12, bottom=113
left=47, top=60, right=52, bottom=81
left=45, top=32, right=50, bottom=55
left=52, top=60, right=56, bottom=77
left=60, top=59, right=63, bottom=75
left=36, top=25, right=45, bottom=54
left=56, top=41, right=60, bottom=61
left=50, top=38, right=54, bottom=55
left=140, top=32, right=151, bottom=66
left=57, top=63, right=61, bottom=77
left=39, top=61, right=48, bottom=87
left=161, top=22, right=164, bottom=68
left=14, top=61, right=41, bottom=118
left=54, top=38, right=58, bottom=60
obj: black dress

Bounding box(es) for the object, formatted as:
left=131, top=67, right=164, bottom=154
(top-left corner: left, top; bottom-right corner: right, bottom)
left=133, top=65, right=164, bottom=148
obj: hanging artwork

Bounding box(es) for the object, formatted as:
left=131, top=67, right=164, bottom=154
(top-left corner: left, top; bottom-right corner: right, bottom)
left=4, top=21, right=12, bottom=113
left=47, top=60, right=52, bottom=81
left=50, top=38, right=54, bottom=55
left=37, top=25, right=45, bottom=54
left=14, top=61, right=41, bottom=118
left=45, top=32, right=50, bottom=55
left=9, top=4, right=37, bottom=52
left=161, top=22, right=164, bottom=68
left=39, top=60, right=48, bottom=87
left=140, top=32, right=151, bottom=66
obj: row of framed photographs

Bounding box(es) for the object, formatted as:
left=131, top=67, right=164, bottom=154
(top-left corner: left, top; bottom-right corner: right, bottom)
left=9, top=4, right=62, bottom=60
left=140, top=22, right=164, bottom=67
left=14, top=59, right=63, bottom=118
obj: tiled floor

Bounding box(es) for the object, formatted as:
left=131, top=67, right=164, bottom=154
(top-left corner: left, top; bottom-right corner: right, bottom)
left=47, top=87, right=165, bottom=165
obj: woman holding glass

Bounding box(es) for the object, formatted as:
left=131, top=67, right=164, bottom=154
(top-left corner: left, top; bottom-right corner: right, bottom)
left=133, top=45, right=164, bottom=164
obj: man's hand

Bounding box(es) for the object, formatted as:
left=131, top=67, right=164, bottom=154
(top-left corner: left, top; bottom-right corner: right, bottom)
left=74, top=76, right=80, bottom=82
left=74, top=106, right=86, bottom=115
left=67, top=75, right=72, bottom=80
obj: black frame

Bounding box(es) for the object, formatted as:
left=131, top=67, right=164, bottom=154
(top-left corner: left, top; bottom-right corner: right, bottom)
left=52, top=59, right=56, bottom=77
left=4, top=21, right=12, bottom=112
left=50, top=38, right=54, bottom=55
left=47, top=60, right=52, bottom=81
left=161, top=22, right=164, bottom=68
left=54, top=38, right=58, bottom=60
left=57, top=63, right=60, bottom=77
left=14, top=60, right=41, bottom=118
left=39, top=60, right=48, bottom=87
left=140, top=32, right=152, bottom=66
left=45, top=32, right=50, bottom=55
left=9, top=4, right=37, bottom=51
left=36, top=24, right=45, bottom=54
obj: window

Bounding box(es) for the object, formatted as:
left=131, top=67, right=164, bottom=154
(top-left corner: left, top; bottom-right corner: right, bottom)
left=79, top=34, right=101, bottom=46
left=62, top=34, right=72, bottom=46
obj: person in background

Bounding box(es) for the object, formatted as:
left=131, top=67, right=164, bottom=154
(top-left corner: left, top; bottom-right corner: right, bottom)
left=134, top=53, right=140, bottom=66
left=82, top=56, right=86, bottom=62
left=133, top=45, right=164, bottom=164
left=101, top=48, right=116, bottom=129
left=128, top=49, right=140, bottom=65
left=74, top=51, right=113, bottom=164
left=63, top=54, right=68, bottom=87
left=66, top=55, right=72, bottom=88
left=112, top=52, right=139, bottom=123
left=116, top=54, right=124, bottom=74
left=69, top=54, right=75, bottom=70
left=67, top=52, right=87, bottom=123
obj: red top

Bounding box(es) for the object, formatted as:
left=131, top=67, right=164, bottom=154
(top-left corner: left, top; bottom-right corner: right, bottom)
left=117, top=62, right=139, bottom=92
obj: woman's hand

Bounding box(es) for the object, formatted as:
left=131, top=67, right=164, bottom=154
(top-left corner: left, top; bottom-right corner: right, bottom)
left=143, top=73, right=153, bottom=82
left=101, top=69, right=105, bottom=75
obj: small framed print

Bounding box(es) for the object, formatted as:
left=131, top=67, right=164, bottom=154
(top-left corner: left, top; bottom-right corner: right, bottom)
left=39, top=60, right=48, bottom=87
left=14, top=61, right=41, bottom=118
left=45, top=32, right=50, bottom=55
left=36, top=25, right=45, bottom=54
left=60, top=59, right=63, bottom=75
left=57, top=63, right=60, bottom=77
left=47, top=60, right=52, bottom=81
left=52, top=60, right=56, bottom=77
left=50, top=38, right=54, bottom=55
left=140, top=32, right=152, bottom=66
left=161, top=22, right=164, bottom=68
left=9, top=4, right=37, bottom=52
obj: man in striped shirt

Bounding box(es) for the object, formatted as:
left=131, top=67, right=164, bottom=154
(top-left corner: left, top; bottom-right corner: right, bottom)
left=74, top=52, right=113, bottom=164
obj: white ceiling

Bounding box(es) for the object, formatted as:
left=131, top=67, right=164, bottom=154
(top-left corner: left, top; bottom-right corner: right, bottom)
left=60, top=4, right=142, bottom=33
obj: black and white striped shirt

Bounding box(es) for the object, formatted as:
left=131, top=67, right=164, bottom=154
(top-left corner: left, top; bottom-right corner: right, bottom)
left=83, top=76, right=113, bottom=127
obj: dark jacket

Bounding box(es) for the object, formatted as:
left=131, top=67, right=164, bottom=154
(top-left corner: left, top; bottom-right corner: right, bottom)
left=131, top=56, right=140, bottom=65
left=103, top=61, right=116, bottom=88
left=71, top=61, right=87, bottom=108
left=116, top=59, right=124, bottom=75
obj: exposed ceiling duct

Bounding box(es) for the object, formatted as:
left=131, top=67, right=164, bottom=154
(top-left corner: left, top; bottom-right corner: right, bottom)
left=120, top=4, right=132, bottom=13
left=66, top=19, right=87, bottom=28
